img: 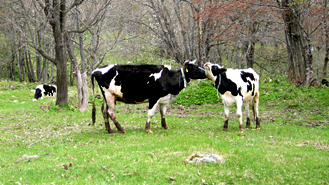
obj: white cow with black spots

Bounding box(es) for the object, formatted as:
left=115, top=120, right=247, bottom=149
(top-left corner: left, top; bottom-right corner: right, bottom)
left=204, top=62, right=260, bottom=132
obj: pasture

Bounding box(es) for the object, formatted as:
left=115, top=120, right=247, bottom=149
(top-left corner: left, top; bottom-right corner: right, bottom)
left=0, top=78, right=329, bottom=184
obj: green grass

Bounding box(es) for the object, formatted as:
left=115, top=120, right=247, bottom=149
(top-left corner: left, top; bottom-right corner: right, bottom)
left=0, top=79, right=329, bottom=184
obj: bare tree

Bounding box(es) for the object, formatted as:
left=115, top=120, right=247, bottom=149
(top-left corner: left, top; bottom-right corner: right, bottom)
left=321, top=0, right=329, bottom=80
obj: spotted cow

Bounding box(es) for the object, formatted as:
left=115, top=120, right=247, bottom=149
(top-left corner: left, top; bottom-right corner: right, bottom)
left=204, top=62, right=260, bottom=132
left=321, top=79, right=329, bottom=87
left=91, top=60, right=207, bottom=133
left=33, top=84, right=57, bottom=101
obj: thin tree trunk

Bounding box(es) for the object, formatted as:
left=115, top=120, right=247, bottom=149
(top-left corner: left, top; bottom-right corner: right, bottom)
left=246, top=41, right=255, bottom=68
left=0, top=58, right=2, bottom=78
left=42, top=56, right=48, bottom=82
left=70, top=60, right=74, bottom=86
left=321, top=0, right=329, bottom=79
left=17, top=41, right=23, bottom=82
left=76, top=8, right=89, bottom=112
left=28, top=47, right=36, bottom=82
left=10, top=47, right=16, bottom=81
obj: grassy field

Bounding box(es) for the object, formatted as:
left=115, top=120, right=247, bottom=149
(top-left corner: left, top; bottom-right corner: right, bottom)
left=0, top=78, right=329, bottom=184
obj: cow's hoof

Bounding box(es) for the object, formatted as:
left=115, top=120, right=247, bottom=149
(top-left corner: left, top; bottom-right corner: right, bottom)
left=107, top=129, right=114, bottom=133
left=163, top=126, right=170, bottom=130
left=119, top=129, right=126, bottom=133
left=256, top=127, right=261, bottom=129
left=146, top=129, right=153, bottom=134
left=239, top=130, right=245, bottom=133
left=222, top=128, right=227, bottom=132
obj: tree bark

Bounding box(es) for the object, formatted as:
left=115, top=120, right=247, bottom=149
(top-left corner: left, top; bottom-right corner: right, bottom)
left=321, top=0, right=329, bottom=80
left=76, top=8, right=89, bottom=112
left=278, top=0, right=313, bottom=85
left=45, top=0, right=68, bottom=105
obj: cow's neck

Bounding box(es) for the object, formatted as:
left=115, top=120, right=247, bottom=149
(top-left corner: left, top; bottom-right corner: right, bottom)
left=215, top=73, right=224, bottom=89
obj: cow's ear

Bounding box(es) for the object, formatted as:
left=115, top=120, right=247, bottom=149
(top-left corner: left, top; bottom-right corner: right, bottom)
left=219, top=68, right=227, bottom=74
left=212, top=66, right=226, bottom=76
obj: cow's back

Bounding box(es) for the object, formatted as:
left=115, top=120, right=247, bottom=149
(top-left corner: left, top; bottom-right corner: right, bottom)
left=92, top=64, right=168, bottom=104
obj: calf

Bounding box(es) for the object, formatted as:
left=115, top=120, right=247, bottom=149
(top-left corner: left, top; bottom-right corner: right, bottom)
left=204, top=62, right=260, bottom=132
left=91, top=60, right=206, bottom=133
left=33, top=84, right=57, bottom=101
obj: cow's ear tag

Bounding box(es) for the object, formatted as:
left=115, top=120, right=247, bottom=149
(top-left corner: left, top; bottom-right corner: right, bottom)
left=186, top=68, right=188, bottom=72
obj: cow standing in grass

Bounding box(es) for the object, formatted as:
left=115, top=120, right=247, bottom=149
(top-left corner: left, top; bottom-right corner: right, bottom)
left=321, top=79, right=329, bottom=86
left=32, top=84, right=57, bottom=101
left=204, top=62, right=260, bottom=132
left=91, top=60, right=207, bottom=133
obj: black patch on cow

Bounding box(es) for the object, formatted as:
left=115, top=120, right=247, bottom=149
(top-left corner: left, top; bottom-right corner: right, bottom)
left=184, top=63, right=206, bottom=80
left=238, top=87, right=243, bottom=97
left=34, top=88, right=42, bottom=99
left=322, top=79, right=329, bottom=86
left=247, top=81, right=252, bottom=92
left=211, top=65, right=227, bottom=76
left=241, top=71, right=255, bottom=82
left=43, top=85, right=55, bottom=96
left=252, top=83, right=255, bottom=96
left=215, top=73, right=239, bottom=96
left=92, top=63, right=206, bottom=109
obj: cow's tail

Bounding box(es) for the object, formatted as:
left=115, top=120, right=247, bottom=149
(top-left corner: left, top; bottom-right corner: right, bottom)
left=91, top=73, right=96, bottom=126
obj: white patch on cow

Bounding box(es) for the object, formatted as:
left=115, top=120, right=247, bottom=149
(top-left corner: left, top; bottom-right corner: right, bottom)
left=92, top=64, right=115, bottom=74
left=158, top=94, right=176, bottom=104
left=205, top=62, right=260, bottom=132
left=36, top=85, right=45, bottom=93
left=205, top=67, right=217, bottom=83
left=222, top=91, right=237, bottom=106
left=164, top=65, right=171, bottom=69
left=149, top=69, right=163, bottom=81
left=108, top=71, right=123, bottom=98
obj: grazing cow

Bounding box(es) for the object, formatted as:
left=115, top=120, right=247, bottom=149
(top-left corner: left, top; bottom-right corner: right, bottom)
left=204, top=62, right=260, bottom=132
left=33, top=84, right=57, bottom=101
left=91, top=60, right=206, bottom=133
left=321, top=79, right=329, bottom=87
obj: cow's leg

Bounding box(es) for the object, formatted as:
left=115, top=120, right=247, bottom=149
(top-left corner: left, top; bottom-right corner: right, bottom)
left=159, top=103, right=169, bottom=129
left=252, top=92, right=260, bottom=129
left=145, top=100, right=160, bottom=134
left=105, top=91, right=126, bottom=133
left=101, top=101, right=113, bottom=133
left=236, top=98, right=244, bottom=133
left=223, top=104, right=230, bottom=131
left=245, top=102, right=251, bottom=129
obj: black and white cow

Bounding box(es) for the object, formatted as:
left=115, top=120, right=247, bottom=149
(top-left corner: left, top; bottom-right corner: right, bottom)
left=33, top=84, right=57, bottom=101
left=321, top=79, right=329, bottom=87
left=204, top=62, right=260, bottom=132
left=91, top=60, right=206, bottom=133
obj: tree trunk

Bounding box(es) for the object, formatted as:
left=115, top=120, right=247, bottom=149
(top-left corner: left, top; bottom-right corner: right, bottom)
left=17, top=40, right=23, bottom=82
left=47, top=0, right=68, bottom=105
left=76, top=9, right=89, bottom=112
left=0, top=58, right=2, bottom=78
left=279, top=0, right=313, bottom=85
left=42, top=56, right=48, bottom=82
left=246, top=41, right=255, bottom=68
left=36, top=42, right=42, bottom=81
left=321, top=0, right=329, bottom=80
left=70, top=60, right=74, bottom=86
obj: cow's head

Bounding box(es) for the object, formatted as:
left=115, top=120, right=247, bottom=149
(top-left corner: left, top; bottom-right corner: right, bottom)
left=204, top=62, right=227, bottom=82
left=183, top=60, right=206, bottom=80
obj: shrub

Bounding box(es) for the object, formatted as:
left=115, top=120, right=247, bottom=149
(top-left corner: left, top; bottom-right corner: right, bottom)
left=172, top=80, right=220, bottom=105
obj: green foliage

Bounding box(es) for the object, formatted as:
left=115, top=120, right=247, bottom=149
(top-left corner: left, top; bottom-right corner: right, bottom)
left=173, top=80, right=220, bottom=105
left=1, top=78, right=329, bottom=184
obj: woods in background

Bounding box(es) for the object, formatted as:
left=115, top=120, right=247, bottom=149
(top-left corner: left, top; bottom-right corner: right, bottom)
left=0, top=0, right=328, bottom=107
